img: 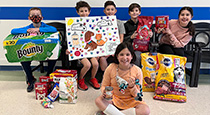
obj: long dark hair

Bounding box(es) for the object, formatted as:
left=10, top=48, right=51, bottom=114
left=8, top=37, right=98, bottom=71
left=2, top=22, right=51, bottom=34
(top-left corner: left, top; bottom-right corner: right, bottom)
left=113, top=42, right=136, bottom=64
left=178, top=6, right=195, bottom=36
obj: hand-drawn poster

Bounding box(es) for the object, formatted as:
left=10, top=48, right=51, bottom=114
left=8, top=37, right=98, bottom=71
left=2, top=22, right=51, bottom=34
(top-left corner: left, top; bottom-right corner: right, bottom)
left=65, top=16, right=120, bottom=60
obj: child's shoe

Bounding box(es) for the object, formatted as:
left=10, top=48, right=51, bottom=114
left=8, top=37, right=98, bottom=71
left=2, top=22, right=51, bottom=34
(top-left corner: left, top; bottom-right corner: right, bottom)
left=27, top=78, right=36, bottom=92
left=78, top=78, right=88, bottom=91
left=89, top=78, right=100, bottom=89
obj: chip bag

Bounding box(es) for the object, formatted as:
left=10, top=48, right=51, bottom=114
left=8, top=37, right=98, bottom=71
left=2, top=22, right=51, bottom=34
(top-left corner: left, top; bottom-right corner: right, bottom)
left=153, top=53, right=187, bottom=102
left=59, top=77, right=77, bottom=104
left=133, top=16, right=154, bottom=52
left=141, top=52, right=158, bottom=92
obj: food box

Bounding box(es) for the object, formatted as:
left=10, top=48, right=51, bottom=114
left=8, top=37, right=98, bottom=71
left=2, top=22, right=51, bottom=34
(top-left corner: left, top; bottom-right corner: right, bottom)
left=50, top=69, right=77, bottom=83
left=35, top=82, right=48, bottom=100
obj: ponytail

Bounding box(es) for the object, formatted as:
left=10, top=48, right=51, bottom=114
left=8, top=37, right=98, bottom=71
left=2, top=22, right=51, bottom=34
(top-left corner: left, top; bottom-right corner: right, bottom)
left=187, top=21, right=195, bottom=36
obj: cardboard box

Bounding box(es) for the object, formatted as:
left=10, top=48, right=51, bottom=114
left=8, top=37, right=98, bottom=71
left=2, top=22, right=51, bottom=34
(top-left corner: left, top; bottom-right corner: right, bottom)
left=35, top=82, right=48, bottom=100
left=50, top=69, right=77, bottom=83
left=155, top=16, right=169, bottom=30
left=39, top=76, right=51, bottom=83
left=3, top=32, right=60, bottom=62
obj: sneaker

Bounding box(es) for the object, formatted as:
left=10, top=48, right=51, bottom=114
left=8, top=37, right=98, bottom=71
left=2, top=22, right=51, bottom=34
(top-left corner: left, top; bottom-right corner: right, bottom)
left=89, top=78, right=100, bottom=89
left=96, top=111, right=106, bottom=115
left=78, top=78, right=88, bottom=91
left=27, top=78, right=36, bottom=92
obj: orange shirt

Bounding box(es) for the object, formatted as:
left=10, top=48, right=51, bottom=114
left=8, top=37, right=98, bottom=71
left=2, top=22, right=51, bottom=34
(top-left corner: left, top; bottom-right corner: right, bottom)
left=101, top=63, right=146, bottom=109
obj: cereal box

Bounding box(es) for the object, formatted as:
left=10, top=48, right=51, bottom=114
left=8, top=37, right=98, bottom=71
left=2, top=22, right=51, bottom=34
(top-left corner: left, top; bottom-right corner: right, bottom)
left=35, top=82, right=48, bottom=100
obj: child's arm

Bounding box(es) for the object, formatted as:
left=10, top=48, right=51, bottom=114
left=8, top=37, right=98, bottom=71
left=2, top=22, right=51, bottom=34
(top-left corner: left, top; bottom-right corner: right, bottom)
left=11, top=26, right=30, bottom=35
left=39, top=23, right=57, bottom=33
left=128, top=68, right=143, bottom=97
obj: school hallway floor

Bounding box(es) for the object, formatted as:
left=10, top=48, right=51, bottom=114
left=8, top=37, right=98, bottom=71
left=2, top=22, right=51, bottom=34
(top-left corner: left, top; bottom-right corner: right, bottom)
left=0, top=70, right=210, bottom=115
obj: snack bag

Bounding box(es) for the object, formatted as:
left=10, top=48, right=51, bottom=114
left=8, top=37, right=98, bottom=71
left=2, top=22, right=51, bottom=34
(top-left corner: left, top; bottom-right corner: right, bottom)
left=153, top=53, right=187, bottom=102
left=47, top=83, right=59, bottom=102
left=141, top=52, right=158, bottom=92
left=59, top=77, right=77, bottom=104
left=133, top=16, right=154, bottom=52
left=155, top=16, right=169, bottom=32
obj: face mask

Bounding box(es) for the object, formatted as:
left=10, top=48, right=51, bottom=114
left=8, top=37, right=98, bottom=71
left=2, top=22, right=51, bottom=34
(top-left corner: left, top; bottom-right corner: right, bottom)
left=29, top=15, right=42, bottom=24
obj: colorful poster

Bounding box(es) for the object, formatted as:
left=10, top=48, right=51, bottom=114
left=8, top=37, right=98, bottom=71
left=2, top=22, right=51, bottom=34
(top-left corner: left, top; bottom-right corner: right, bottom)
left=65, top=16, right=120, bottom=60
left=3, top=32, right=61, bottom=62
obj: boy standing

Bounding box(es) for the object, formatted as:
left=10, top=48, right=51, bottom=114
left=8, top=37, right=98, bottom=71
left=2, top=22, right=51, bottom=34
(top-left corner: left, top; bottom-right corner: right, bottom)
left=11, top=7, right=57, bottom=92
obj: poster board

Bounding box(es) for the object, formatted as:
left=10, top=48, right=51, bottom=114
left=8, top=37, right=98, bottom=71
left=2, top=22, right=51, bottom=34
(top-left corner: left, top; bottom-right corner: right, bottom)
left=65, top=16, right=120, bottom=60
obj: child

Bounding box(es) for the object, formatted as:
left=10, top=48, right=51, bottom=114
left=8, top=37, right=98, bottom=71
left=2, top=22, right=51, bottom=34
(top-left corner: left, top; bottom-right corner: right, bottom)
left=66, top=1, right=100, bottom=91
left=124, top=3, right=153, bottom=67
left=95, top=42, right=150, bottom=115
left=97, top=0, right=126, bottom=72
left=158, top=6, right=195, bottom=56
left=11, top=7, right=57, bottom=92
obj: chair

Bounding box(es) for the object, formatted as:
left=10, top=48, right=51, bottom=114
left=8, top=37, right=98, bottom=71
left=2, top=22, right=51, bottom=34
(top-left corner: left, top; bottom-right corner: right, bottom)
left=184, top=22, right=210, bottom=87
left=32, top=22, right=69, bottom=72
left=149, top=22, right=209, bottom=87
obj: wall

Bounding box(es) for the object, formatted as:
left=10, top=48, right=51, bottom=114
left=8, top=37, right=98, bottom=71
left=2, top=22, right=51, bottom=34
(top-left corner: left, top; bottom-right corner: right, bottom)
left=1, top=0, right=210, bottom=69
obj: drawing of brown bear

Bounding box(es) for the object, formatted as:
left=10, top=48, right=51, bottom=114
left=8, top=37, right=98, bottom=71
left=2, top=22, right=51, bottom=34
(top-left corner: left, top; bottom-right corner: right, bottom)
left=84, top=31, right=98, bottom=51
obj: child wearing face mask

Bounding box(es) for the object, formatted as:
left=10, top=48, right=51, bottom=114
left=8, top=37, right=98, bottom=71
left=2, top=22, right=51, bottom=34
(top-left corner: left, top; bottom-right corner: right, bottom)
left=158, top=6, right=195, bottom=56
left=11, top=7, right=57, bottom=92
left=95, top=42, right=150, bottom=115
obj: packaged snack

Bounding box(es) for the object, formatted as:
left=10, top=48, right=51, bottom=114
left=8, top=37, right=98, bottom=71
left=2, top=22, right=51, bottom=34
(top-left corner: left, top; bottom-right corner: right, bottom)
left=41, top=97, right=54, bottom=108
left=153, top=53, right=187, bottom=102
left=47, top=83, right=59, bottom=102
left=35, top=82, right=48, bottom=100
left=155, top=16, right=169, bottom=31
left=59, top=77, right=77, bottom=104
left=39, top=76, right=51, bottom=83
left=141, top=53, right=158, bottom=92
left=50, top=69, right=77, bottom=83
left=133, top=16, right=154, bottom=52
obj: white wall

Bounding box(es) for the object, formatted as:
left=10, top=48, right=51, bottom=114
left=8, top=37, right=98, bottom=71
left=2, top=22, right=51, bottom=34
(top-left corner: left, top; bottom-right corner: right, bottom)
left=1, top=0, right=210, bottom=67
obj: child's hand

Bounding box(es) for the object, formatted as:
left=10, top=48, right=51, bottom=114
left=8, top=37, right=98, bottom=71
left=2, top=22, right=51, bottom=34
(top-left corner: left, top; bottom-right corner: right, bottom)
left=66, top=49, right=70, bottom=55
left=128, top=78, right=135, bottom=88
left=148, top=30, right=153, bottom=38
left=131, top=31, right=138, bottom=39
left=27, top=28, right=40, bottom=33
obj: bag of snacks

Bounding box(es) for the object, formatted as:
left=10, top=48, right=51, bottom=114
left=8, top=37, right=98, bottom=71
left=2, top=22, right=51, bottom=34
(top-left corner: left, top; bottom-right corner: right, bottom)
left=133, top=16, right=154, bottom=52
left=153, top=53, right=187, bottom=102
left=141, top=52, right=158, bottom=92
left=59, top=77, right=77, bottom=104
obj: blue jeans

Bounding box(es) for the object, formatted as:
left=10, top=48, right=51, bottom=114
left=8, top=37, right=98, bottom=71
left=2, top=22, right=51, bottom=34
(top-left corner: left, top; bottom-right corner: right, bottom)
left=21, top=60, right=56, bottom=83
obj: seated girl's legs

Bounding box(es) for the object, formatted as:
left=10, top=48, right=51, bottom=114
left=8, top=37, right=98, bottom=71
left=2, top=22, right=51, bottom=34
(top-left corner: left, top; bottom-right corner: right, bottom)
left=80, top=58, right=91, bottom=80
left=174, top=48, right=185, bottom=56
left=135, top=103, right=150, bottom=115
left=159, top=44, right=174, bottom=55
left=95, top=96, right=124, bottom=115
left=134, top=51, right=142, bottom=67
left=99, top=56, right=108, bottom=71
left=90, top=57, right=99, bottom=79
left=95, top=95, right=110, bottom=111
